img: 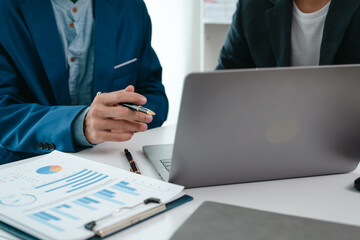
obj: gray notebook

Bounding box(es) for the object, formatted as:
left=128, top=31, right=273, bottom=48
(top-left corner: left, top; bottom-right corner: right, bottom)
left=170, top=201, right=360, bottom=240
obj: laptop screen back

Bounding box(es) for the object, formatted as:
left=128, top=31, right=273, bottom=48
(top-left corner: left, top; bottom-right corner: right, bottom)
left=168, top=65, right=360, bottom=187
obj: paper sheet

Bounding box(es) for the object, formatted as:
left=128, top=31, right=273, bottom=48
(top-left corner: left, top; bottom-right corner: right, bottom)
left=0, top=151, right=184, bottom=240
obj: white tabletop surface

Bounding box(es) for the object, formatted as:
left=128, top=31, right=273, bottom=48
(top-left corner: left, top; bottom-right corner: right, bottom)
left=1, top=125, right=360, bottom=240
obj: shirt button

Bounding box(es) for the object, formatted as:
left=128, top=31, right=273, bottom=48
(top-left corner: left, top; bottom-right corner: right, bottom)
left=72, top=7, right=78, bottom=13
left=70, top=57, right=76, bottom=62
left=69, top=22, right=74, bottom=28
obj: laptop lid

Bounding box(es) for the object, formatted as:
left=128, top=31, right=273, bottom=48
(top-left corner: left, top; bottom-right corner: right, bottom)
left=150, top=65, right=360, bottom=188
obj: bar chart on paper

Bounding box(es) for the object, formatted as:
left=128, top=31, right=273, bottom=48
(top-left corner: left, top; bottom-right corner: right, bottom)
left=34, top=168, right=109, bottom=193
left=0, top=151, right=184, bottom=240
left=26, top=180, right=145, bottom=232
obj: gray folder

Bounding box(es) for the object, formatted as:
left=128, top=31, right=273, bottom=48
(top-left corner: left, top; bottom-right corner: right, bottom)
left=170, top=201, right=360, bottom=240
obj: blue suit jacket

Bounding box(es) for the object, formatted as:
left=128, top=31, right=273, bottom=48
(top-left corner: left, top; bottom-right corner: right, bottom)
left=217, top=0, right=360, bottom=69
left=0, top=0, right=168, bottom=164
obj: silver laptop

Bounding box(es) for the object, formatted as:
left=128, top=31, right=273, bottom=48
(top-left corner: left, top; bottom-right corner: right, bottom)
left=143, top=65, right=360, bottom=188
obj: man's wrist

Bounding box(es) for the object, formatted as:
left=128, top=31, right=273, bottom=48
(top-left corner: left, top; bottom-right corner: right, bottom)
left=72, top=107, right=94, bottom=147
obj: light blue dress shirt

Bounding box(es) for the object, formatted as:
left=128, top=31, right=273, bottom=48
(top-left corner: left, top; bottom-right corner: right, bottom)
left=51, top=0, right=94, bottom=146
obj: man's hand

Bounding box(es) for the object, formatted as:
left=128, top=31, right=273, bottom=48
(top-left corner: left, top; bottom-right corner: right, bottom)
left=84, top=86, right=153, bottom=144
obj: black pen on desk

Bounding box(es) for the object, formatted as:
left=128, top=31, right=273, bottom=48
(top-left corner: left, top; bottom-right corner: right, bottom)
left=120, top=103, right=156, bottom=116
left=124, top=149, right=141, bottom=174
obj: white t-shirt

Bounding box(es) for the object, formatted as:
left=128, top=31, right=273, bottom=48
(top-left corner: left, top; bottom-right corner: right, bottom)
left=291, top=1, right=331, bottom=66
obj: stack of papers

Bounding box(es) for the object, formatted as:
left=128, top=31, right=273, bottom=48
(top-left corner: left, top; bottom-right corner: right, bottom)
left=0, top=151, right=184, bottom=240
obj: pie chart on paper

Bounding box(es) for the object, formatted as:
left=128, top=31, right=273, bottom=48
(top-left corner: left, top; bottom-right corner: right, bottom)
left=36, top=165, right=62, bottom=175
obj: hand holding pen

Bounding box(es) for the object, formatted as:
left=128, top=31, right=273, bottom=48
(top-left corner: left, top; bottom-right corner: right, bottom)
left=84, top=86, right=154, bottom=145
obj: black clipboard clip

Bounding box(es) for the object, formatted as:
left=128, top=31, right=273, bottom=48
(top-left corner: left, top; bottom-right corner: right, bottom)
left=85, top=197, right=165, bottom=238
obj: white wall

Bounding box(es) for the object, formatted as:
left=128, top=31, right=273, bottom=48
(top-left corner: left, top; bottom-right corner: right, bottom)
left=144, top=0, right=201, bottom=125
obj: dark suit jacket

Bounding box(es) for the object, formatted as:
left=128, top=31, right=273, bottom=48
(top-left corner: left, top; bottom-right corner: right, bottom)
left=217, top=0, right=360, bottom=69
left=0, top=0, right=168, bottom=164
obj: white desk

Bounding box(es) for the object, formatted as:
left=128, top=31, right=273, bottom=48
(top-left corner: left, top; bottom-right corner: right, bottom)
left=1, top=125, right=360, bottom=240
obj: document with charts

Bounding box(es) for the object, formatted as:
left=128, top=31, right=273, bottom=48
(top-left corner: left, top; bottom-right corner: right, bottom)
left=0, top=151, right=185, bottom=240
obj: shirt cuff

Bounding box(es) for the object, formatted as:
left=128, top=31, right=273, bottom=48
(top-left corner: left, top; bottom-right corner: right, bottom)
left=72, top=107, right=94, bottom=147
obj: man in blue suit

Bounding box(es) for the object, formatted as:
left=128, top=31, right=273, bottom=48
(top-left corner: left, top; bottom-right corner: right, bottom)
left=217, top=0, right=360, bottom=69
left=0, top=0, right=168, bottom=164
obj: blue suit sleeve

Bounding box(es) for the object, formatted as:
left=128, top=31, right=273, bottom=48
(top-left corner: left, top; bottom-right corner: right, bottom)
left=0, top=44, right=91, bottom=159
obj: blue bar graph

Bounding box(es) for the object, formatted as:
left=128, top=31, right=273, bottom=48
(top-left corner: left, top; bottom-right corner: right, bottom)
left=71, top=173, right=103, bottom=187
left=34, top=213, right=49, bottom=221
left=73, top=200, right=97, bottom=210
left=28, top=212, right=64, bottom=232
left=115, top=183, right=136, bottom=191
left=62, top=172, right=98, bottom=186
left=65, top=170, right=93, bottom=182
left=66, top=175, right=109, bottom=193
left=39, top=211, right=60, bottom=221
left=51, top=205, right=79, bottom=220
left=95, top=190, right=114, bottom=198
left=93, top=190, right=125, bottom=205
left=111, top=181, right=140, bottom=196
left=44, top=172, right=99, bottom=193
left=119, top=181, right=129, bottom=186
left=73, top=197, right=99, bottom=210
left=35, top=169, right=88, bottom=189
left=83, top=197, right=100, bottom=204
left=102, top=189, right=115, bottom=195
left=78, top=198, right=90, bottom=204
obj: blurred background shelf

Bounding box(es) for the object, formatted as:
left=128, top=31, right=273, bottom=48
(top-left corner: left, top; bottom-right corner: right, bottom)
left=201, top=0, right=237, bottom=71
left=144, top=0, right=237, bottom=125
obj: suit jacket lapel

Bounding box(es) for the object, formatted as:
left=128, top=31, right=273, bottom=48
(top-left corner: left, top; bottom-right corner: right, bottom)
left=92, top=0, right=118, bottom=98
left=265, top=0, right=293, bottom=66
left=20, top=0, right=70, bottom=105
left=320, top=0, right=360, bottom=65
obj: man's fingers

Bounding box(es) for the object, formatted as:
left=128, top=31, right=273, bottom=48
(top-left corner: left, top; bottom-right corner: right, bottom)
left=87, top=118, right=148, bottom=132
left=85, top=120, right=139, bottom=144
left=91, top=131, right=135, bottom=143
left=89, top=104, right=132, bottom=118
left=95, top=89, right=146, bottom=106
left=88, top=105, right=153, bottom=123
left=124, top=85, right=135, bottom=92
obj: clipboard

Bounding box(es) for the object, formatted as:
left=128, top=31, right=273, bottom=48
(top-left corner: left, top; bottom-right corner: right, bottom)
left=0, top=195, right=193, bottom=240
left=0, top=151, right=191, bottom=240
